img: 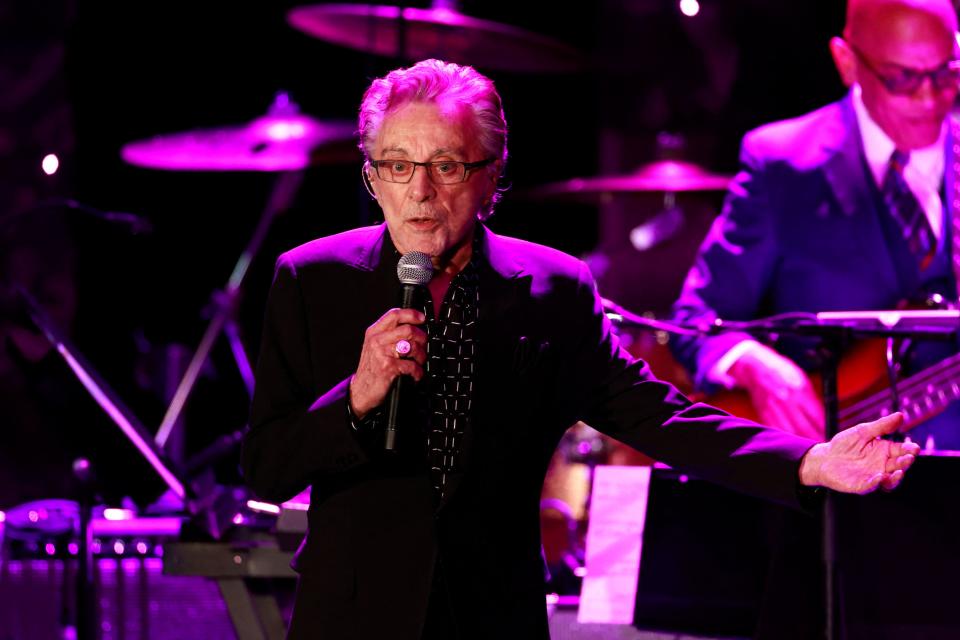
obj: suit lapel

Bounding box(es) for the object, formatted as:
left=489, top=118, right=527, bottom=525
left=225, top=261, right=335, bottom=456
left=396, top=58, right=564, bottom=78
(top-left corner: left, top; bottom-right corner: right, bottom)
left=822, top=96, right=914, bottom=295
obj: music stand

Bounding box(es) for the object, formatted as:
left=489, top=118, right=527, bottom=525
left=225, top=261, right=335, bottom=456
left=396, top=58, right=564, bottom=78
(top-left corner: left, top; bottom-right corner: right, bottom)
left=611, top=304, right=960, bottom=640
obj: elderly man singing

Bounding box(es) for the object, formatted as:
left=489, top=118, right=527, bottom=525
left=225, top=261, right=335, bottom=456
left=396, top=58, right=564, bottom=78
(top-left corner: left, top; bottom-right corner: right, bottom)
left=242, top=59, right=917, bottom=640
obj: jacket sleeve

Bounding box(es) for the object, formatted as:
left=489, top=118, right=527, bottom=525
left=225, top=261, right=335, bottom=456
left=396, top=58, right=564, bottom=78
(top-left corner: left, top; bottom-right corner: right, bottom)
left=563, top=260, right=814, bottom=510
left=669, top=136, right=779, bottom=390
left=240, top=254, right=369, bottom=503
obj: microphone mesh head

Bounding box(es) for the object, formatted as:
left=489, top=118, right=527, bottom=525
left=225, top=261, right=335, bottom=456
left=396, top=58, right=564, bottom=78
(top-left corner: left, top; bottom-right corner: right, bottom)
left=397, top=251, right=434, bottom=286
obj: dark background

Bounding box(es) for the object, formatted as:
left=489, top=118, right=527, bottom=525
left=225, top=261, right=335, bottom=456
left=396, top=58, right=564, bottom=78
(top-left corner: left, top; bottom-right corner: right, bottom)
left=2, top=0, right=846, bottom=498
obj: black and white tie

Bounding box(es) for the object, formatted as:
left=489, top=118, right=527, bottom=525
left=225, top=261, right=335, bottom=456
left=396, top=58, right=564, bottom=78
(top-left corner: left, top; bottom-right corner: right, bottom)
left=882, top=149, right=935, bottom=267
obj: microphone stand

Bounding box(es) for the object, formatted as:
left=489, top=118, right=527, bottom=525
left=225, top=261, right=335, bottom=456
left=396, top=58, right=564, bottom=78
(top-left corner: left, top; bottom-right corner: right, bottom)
left=610, top=303, right=959, bottom=640
left=15, top=286, right=191, bottom=504
left=73, top=458, right=97, bottom=640
left=155, top=169, right=305, bottom=451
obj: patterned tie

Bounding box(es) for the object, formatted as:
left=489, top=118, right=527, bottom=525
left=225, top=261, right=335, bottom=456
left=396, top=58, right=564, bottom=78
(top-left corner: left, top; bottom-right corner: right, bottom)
left=882, top=150, right=935, bottom=267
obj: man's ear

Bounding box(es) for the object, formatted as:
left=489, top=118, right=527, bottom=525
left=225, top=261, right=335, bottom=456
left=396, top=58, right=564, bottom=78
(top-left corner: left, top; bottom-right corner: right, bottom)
left=362, top=163, right=379, bottom=200
left=830, top=36, right=857, bottom=88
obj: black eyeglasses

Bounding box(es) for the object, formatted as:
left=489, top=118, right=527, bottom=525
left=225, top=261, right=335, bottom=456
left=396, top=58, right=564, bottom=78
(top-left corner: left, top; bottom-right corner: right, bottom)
left=369, top=158, right=495, bottom=184
left=848, top=42, right=960, bottom=95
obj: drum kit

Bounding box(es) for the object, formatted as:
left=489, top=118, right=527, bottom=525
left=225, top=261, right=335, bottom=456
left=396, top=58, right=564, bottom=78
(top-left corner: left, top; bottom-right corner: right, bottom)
left=110, top=1, right=731, bottom=468
left=4, top=4, right=732, bottom=634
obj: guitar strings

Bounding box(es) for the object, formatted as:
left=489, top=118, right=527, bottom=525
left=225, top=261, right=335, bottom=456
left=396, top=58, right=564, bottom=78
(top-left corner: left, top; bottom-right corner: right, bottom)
left=837, top=352, right=960, bottom=428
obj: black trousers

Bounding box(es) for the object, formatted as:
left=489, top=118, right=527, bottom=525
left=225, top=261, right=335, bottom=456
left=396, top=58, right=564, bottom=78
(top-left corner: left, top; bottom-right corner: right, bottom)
left=421, top=563, right=459, bottom=640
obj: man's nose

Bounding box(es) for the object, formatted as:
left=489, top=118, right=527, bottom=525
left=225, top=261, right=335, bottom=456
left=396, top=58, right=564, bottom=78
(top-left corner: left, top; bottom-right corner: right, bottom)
left=408, top=164, right=436, bottom=201
left=911, top=74, right=944, bottom=105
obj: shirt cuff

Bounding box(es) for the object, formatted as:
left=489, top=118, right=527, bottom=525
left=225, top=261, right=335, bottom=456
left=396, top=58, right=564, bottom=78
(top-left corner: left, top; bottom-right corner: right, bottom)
left=346, top=396, right=382, bottom=433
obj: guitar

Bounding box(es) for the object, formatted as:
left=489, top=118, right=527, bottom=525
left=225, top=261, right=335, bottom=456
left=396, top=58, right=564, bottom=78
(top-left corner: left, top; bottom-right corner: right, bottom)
left=706, top=339, right=960, bottom=433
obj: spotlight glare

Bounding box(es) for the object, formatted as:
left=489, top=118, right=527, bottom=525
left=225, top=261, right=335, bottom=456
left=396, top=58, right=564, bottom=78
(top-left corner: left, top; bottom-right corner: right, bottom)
left=679, top=0, right=700, bottom=17
left=42, top=153, right=60, bottom=175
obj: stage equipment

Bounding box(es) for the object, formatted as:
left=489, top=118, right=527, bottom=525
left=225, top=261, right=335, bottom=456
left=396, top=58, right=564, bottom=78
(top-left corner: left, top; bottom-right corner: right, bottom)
left=287, top=2, right=584, bottom=72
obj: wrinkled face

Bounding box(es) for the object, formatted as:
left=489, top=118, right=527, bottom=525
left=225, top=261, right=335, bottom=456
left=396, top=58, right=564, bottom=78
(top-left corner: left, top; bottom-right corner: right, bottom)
left=368, top=101, right=496, bottom=269
left=850, top=5, right=958, bottom=149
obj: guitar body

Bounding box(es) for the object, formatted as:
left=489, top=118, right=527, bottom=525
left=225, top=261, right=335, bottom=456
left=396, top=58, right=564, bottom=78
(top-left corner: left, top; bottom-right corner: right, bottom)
left=701, top=339, right=949, bottom=431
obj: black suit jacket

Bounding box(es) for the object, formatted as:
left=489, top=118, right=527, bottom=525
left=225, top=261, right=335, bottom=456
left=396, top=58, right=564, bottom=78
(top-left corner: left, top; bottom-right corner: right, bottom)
left=241, top=223, right=815, bottom=639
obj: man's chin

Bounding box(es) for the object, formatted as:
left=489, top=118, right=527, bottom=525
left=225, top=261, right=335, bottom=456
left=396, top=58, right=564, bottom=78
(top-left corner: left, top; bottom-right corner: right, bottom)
left=897, top=125, right=945, bottom=150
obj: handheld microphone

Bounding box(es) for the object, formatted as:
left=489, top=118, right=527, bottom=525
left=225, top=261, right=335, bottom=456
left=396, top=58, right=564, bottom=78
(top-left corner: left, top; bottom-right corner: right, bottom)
left=385, top=251, right=433, bottom=451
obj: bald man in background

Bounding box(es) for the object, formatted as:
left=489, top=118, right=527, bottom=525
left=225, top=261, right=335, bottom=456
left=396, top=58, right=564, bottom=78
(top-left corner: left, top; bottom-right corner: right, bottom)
left=670, top=0, right=960, bottom=637
left=673, top=0, right=960, bottom=449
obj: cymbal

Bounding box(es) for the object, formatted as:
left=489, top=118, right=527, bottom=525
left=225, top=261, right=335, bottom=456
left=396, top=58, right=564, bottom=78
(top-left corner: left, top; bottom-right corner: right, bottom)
left=520, top=160, right=733, bottom=201
left=121, top=112, right=357, bottom=172
left=287, top=3, right=584, bottom=73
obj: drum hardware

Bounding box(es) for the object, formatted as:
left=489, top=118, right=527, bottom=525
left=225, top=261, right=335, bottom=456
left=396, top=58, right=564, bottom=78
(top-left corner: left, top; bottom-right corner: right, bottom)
left=10, top=284, right=285, bottom=635
left=287, top=2, right=585, bottom=73
left=1, top=198, right=153, bottom=235
left=518, top=159, right=730, bottom=256
left=628, top=204, right=685, bottom=251
left=3, top=280, right=190, bottom=631
left=15, top=286, right=190, bottom=503
left=540, top=422, right=612, bottom=592
left=120, top=93, right=355, bottom=173
left=517, top=159, right=732, bottom=203
left=120, top=93, right=357, bottom=451
left=14, top=275, right=309, bottom=632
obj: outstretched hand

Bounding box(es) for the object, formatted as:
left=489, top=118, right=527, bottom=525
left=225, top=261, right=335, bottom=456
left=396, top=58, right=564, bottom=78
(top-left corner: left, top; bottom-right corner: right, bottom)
left=798, top=413, right=919, bottom=494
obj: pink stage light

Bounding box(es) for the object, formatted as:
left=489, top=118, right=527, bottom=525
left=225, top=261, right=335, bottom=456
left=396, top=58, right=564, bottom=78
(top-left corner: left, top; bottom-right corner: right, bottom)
left=246, top=500, right=281, bottom=515
left=265, top=120, right=307, bottom=141
left=103, top=508, right=133, bottom=521
left=42, top=153, right=59, bottom=175
left=679, top=0, right=700, bottom=17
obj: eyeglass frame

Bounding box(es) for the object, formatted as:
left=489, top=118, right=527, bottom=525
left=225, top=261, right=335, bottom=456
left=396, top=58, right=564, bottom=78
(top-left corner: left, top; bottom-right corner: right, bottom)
left=368, top=157, right=496, bottom=184
left=847, top=40, right=960, bottom=95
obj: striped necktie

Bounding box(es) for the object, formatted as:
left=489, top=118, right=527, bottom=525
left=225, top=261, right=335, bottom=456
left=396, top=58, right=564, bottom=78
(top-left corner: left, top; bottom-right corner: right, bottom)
left=882, top=149, right=935, bottom=268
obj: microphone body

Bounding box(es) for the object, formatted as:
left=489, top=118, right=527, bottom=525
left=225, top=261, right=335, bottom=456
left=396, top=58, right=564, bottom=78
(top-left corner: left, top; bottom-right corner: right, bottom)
left=385, top=251, right=433, bottom=451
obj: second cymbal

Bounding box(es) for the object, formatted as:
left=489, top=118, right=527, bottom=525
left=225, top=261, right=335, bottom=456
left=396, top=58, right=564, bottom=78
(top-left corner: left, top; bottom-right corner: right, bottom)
left=122, top=110, right=357, bottom=172
left=288, top=3, right=585, bottom=73
left=519, top=160, right=733, bottom=202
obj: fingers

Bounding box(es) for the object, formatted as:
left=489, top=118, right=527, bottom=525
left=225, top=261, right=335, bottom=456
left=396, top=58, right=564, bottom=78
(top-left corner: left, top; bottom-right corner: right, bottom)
left=735, top=346, right=825, bottom=440
left=351, top=308, right=428, bottom=416
left=792, top=386, right=826, bottom=441
left=365, top=308, right=428, bottom=364
left=362, top=308, right=425, bottom=344
left=387, top=323, right=428, bottom=359
left=380, top=307, right=426, bottom=329
left=880, top=469, right=905, bottom=492
left=892, top=437, right=921, bottom=458
left=857, top=471, right=884, bottom=495
left=858, top=412, right=905, bottom=440
left=396, top=357, right=425, bottom=382
left=885, top=450, right=917, bottom=474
